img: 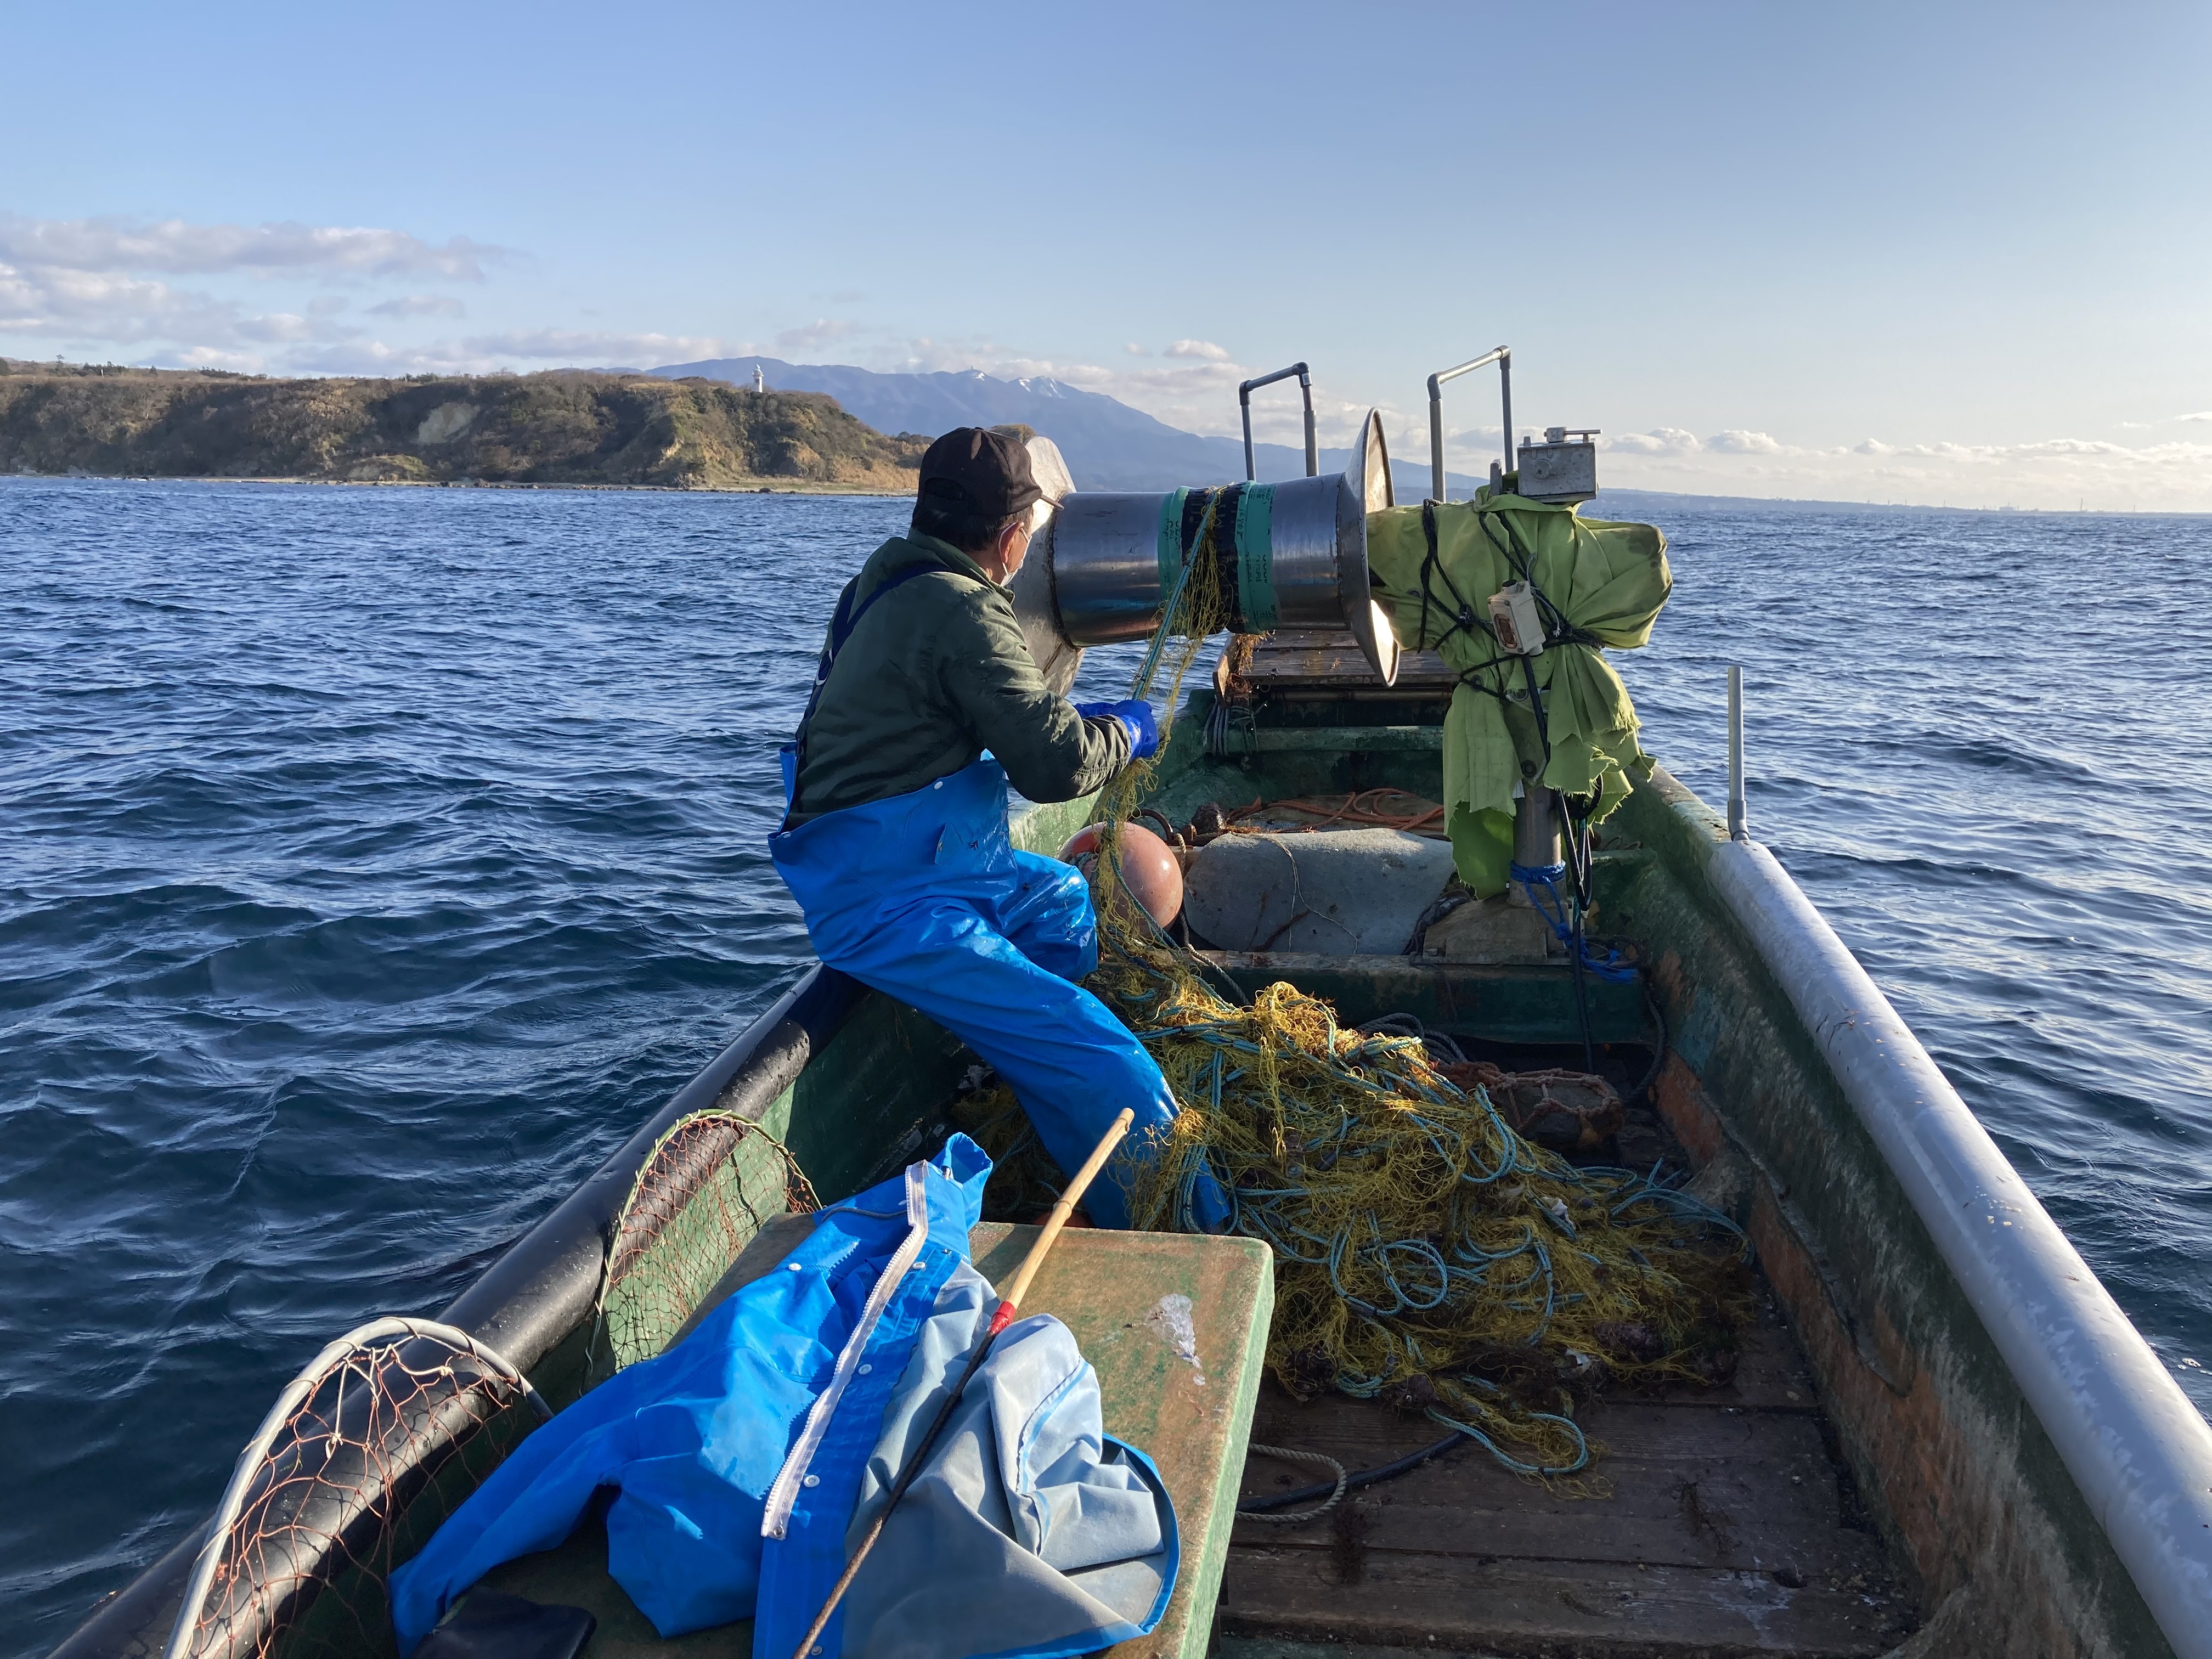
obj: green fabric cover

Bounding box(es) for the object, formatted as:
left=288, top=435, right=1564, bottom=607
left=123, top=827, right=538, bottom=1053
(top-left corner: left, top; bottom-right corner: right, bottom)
left=1365, top=492, right=1671, bottom=896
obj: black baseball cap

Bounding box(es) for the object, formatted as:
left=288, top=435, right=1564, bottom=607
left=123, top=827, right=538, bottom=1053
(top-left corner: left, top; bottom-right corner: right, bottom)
left=917, top=426, right=1042, bottom=518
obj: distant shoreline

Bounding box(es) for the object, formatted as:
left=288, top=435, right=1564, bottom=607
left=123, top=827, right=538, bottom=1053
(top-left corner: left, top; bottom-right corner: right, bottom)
left=6, top=471, right=2198, bottom=518
left=0, top=365, right=926, bottom=494
left=1, top=470, right=915, bottom=496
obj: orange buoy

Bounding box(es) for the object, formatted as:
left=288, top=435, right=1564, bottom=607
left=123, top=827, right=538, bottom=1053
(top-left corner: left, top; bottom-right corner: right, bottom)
left=1058, top=821, right=1184, bottom=928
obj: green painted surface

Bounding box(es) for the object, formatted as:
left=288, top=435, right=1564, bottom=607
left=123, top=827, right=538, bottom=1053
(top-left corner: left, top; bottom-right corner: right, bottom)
left=1216, top=723, right=1443, bottom=754
left=781, top=991, right=967, bottom=1203
left=969, top=1224, right=1275, bottom=1659
left=1205, top=953, right=1646, bottom=1045
left=1007, top=788, right=1096, bottom=857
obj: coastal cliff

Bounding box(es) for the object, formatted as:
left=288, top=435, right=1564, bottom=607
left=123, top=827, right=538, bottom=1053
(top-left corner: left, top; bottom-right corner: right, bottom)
left=0, top=363, right=930, bottom=490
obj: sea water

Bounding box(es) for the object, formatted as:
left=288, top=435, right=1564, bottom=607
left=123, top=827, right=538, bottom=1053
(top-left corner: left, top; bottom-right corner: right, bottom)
left=2, top=478, right=2207, bottom=1651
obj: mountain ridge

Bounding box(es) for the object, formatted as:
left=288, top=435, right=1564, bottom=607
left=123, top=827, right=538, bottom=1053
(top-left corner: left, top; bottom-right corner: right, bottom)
left=652, top=354, right=1515, bottom=498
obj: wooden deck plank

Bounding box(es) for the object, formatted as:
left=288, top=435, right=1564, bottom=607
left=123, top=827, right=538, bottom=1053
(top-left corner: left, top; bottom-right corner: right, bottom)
left=1221, top=1547, right=1909, bottom=1657
left=1243, top=1400, right=1837, bottom=1470
left=1220, top=1292, right=1911, bottom=1656
left=1235, top=1398, right=1882, bottom=1572
left=1238, top=1449, right=1882, bottom=1578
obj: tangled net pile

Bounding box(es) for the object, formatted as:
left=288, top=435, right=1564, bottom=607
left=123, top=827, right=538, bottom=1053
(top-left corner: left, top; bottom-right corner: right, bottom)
left=963, top=492, right=1751, bottom=1477
left=591, top=1110, right=819, bottom=1375
left=170, top=1320, right=545, bottom=1659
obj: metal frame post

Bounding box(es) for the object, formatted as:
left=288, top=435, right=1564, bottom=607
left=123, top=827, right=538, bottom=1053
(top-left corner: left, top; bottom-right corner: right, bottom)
left=1426, top=346, right=1511, bottom=502
left=1239, top=363, right=1317, bottom=482
left=1728, top=665, right=1748, bottom=842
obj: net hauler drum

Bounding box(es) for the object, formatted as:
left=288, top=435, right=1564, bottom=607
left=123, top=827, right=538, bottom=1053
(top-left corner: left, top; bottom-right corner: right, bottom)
left=1008, top=409, right=1401, bottom=690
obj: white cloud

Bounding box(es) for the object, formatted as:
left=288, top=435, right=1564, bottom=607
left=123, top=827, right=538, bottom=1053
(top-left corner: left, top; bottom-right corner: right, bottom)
left=368, top=294, right=467, bottom=319
left=281, top=329, right=733, bottom=377
left=0, top=213, right=505, bottom=359
left=1165, top=338, right=1231, bottom=361
left=2178, top=411, right=2212, bottom=423
left=1706, top=429, right=1785, bottom=454
left=775, top=317, right=859, bottom=352
left=172, top=346, right=269, bottom=372
left=1124, top=342, right=1148, bottom=356
left=0, top=215, right=502, bottom=279
left=1599, top=427, right=1704, bottom=455
left=469, top=329, right=727, bottom=364
left=0, top=259, right=359, bottom=348
left=1587, top=425, right=2212, bottom=511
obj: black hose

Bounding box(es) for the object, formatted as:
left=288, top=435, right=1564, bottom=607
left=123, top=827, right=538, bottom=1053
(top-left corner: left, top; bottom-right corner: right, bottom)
left=1568, top=912, right=1596, bottom=1074
left=1236, top=1429, right=1470, bottom=1514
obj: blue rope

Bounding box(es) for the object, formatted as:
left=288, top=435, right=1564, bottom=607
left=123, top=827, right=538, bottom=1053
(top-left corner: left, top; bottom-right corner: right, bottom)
left=1425, top=1404, right=1591, bottom=1478
left=1508, top=860, right=1640, bottom=984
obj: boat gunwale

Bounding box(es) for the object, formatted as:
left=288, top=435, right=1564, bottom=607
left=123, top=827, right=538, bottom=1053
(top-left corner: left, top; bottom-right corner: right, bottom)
left=1661, top=780, right=2212, bottom=1656
left=58, top=706, right=2211, bottom=1659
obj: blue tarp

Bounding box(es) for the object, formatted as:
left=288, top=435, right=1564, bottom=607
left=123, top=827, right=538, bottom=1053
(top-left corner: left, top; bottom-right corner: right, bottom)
left=388, top=1136, right=1178, bottom=1659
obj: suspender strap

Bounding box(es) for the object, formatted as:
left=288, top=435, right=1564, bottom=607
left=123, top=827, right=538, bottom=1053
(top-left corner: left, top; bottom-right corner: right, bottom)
left=781, top=560, right=979, bottom=812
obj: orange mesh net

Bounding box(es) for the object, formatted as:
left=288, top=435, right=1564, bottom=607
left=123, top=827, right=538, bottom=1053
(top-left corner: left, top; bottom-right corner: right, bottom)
left=170, top=1319, right=544, bottom=1659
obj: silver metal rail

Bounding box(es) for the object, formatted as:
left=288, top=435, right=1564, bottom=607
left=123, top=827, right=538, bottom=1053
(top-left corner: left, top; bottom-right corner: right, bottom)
left=1427, top=346, right=1511, bottom=503
left=1240, top=363, right=1317, bottom=482
left=1708, top=839, right=2212, bottom=1657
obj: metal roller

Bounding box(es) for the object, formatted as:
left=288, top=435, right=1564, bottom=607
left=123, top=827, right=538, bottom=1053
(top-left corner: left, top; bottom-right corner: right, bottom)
left=1008, top=409, right=1401, bottom=690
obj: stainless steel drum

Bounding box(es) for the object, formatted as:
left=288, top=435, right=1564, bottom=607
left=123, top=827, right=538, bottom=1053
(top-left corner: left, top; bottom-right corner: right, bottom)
left=1008, top=409, right=1401, bottom=690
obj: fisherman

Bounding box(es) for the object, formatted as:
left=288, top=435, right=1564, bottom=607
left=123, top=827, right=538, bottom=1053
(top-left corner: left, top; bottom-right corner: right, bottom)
left=769, top=427, right=1224, bottom=1230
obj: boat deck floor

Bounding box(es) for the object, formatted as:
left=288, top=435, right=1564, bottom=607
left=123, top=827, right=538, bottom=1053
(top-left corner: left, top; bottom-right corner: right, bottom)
left=1218, top=1291, right=1917, bottom=1659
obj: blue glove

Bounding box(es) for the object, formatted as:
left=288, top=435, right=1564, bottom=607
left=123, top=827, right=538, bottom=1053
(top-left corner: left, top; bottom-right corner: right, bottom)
left=1075, top=698, right=1159, bottom=760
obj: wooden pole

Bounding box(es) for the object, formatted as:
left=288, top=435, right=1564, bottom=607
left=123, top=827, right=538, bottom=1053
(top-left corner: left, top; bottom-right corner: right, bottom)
left=788, top=1107, right=1137, bottom=1659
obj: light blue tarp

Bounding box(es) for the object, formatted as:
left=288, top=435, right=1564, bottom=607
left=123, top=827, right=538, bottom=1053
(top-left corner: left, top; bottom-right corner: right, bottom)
left=388, top=1136, right=1178, bottom=1659
left=769, top=755, right=1223, bottom=1233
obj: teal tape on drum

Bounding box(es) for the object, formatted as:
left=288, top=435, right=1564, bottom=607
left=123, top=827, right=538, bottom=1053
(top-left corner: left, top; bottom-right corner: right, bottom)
left=1234, top=482, right=1278, bottom=631
left=1155, top=487, right=1190, bottom=598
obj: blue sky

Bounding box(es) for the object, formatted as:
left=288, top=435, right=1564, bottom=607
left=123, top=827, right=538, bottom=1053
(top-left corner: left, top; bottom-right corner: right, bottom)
left=4, top=1, right=2208, bottom=507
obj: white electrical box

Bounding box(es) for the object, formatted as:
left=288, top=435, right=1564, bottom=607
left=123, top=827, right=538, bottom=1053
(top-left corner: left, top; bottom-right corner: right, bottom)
left=1488, top=583, right=1545, bottom=654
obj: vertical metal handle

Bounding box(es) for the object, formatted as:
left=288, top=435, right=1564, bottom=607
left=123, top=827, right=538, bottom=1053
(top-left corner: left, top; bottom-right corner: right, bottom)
left=1727, top=665, right=1748, bottom=842
left=1240, top=363, right=1317, bottom=482
left=1425, top=347, right=1512, bottom=503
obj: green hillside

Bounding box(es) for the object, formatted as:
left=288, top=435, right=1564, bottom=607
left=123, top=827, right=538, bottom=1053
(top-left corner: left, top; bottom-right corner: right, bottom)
left=0, top=362, right=930, bottom=490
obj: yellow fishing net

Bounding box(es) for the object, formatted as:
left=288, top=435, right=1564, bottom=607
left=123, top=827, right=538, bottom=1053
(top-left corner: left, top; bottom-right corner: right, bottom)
left=961, top=494, right=1750, bottom=1477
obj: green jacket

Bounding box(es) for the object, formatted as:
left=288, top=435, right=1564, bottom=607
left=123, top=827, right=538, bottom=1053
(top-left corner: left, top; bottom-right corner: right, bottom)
left=787, top=532, right=1130, bottom=825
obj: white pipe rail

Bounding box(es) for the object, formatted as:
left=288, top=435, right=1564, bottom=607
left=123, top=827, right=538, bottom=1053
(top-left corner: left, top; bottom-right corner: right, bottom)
left=1708, top=838, right=2212, bottom=1657
left=1426, top=347, right=1511, bottom=503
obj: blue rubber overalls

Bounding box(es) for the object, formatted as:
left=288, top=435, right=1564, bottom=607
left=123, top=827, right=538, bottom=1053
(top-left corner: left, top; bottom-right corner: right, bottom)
left=771, top=756, right=1208, bottom=1231
left=770, top=569, right=1221, bottom=1232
